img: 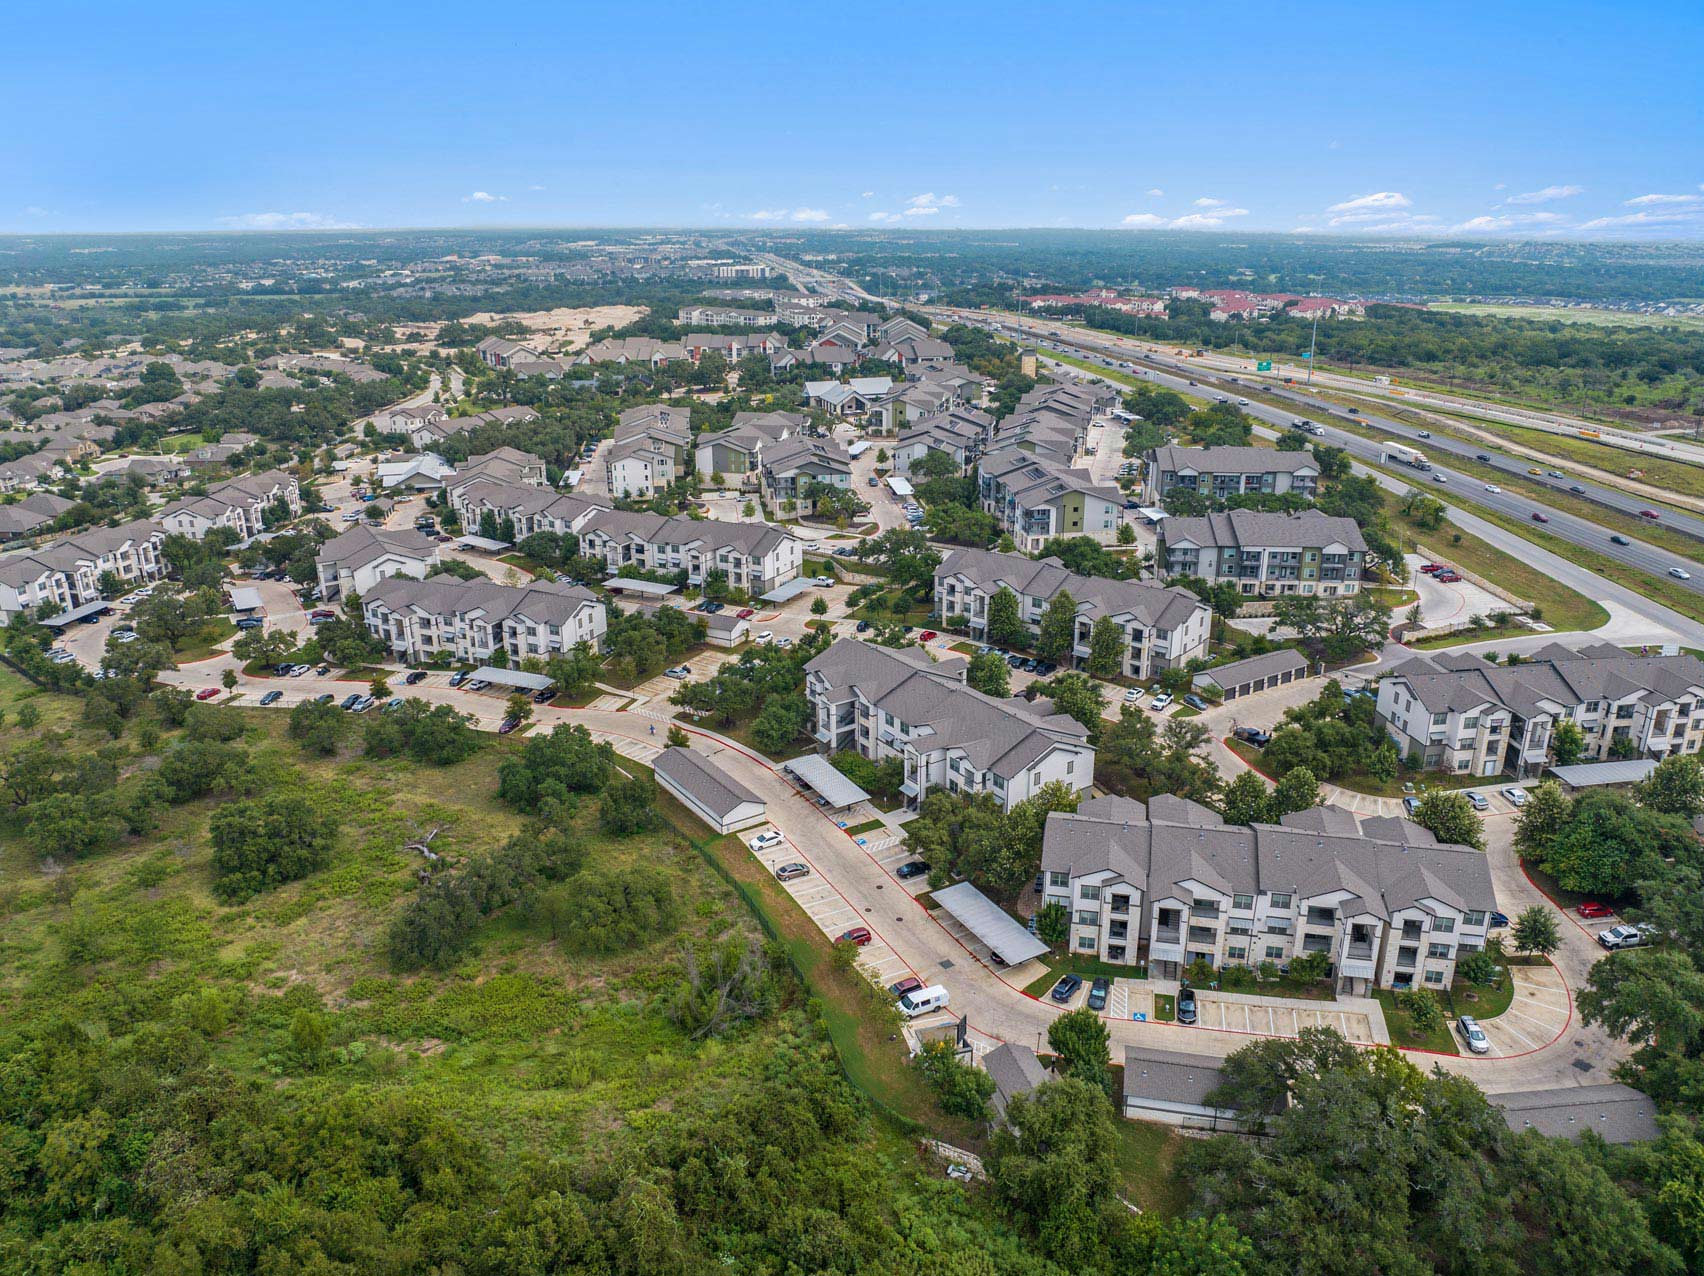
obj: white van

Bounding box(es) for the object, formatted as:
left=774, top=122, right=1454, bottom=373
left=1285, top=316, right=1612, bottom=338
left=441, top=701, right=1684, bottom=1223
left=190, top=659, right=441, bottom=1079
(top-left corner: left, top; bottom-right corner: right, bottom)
left=898, top=984, right=950, bottom=1018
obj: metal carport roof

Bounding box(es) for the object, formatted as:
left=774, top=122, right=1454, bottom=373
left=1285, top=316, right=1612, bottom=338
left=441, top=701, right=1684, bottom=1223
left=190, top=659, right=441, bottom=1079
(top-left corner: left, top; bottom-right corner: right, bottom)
left=228, top=586, right=264, bottom=612
left=470, top=666, right=555, bottom=691
left=760, top=577, right=818, bottom=604
left=606, top=577, right=680, bottom=595
left=931, top=881, right=1049, bottom=966
left=781, top=753, right=870, bottom=808
left=1547, top=759, right=1660, bottom=789
left=39, top=600, right=112, bottom=628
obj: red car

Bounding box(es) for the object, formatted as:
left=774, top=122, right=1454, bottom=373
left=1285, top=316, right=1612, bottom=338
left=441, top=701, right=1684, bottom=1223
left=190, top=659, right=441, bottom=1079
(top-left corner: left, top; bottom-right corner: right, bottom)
left=837, top=927, right=873, bottom=946
left=1577, top=901, right=1614, bottom=919
left=1531, top=512, right=1550, bottom=523
left=737, top=607, right=755, bottom=619
left=890, top=976, right=923, bottom=997
left=1639, top=510, right=1660, bottom=520
left=1419, top=563, right=1442, bottom=574
left=919, top=630, right=938, bottom=642
left=1435, top=572, right=1461, bottom=583
left=310, top=608, right=336, bottom=620
left=195, top=687, right=220, bottom=701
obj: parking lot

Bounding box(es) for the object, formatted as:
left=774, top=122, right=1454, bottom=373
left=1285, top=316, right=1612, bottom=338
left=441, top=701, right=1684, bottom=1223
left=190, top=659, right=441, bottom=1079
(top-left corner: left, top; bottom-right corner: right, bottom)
left=1469, top=964, right=1571, bottom=1057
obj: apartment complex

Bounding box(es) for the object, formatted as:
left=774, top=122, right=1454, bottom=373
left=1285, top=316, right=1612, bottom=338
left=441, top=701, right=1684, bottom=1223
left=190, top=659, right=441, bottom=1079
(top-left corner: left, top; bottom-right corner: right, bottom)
left=0, top=519, right=168, bottom=623
left=933, top=547, right=1211, bottom=679
left=607, top=404, right=692, bottom=499
left=803, top=639, right=1096, bottom=813
left=978, top=448, right=1123, bottom=551
left=1159, top=510, right=1367, bottom=598
left=1041, top=796, right=1496, bottom=994
left=361, top=575, right=606, bottom=665
left=154, top=468, right=302, bottom=541
left=1144, top=445, right=1320, bottom=503
left=577, top=510, right=802, bottom=595
left=892, top=408, right=988, bottom=475
left=694, top=411, right=803, bottom=478
left=760, top=436, right=852, bottom=503
left=1376, top=644, right=1704, bottom=778
left=315, top=524, right=442, bottom=600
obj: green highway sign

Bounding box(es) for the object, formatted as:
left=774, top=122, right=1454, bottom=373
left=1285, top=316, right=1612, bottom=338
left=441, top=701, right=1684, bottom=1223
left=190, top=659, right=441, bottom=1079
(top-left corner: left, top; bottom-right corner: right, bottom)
left=1256, top=360, right=1272, bottom=371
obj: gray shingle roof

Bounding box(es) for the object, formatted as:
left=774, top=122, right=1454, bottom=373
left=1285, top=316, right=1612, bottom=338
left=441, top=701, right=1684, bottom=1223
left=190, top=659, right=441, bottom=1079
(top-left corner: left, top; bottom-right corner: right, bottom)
left=1491, top=1084, right=1660, bottom=1144
left=654, top=746, right=764, bottom=821
left=1161, top=509, right=1367, bottom=554
left=936, top=546, right=1207, bottom=632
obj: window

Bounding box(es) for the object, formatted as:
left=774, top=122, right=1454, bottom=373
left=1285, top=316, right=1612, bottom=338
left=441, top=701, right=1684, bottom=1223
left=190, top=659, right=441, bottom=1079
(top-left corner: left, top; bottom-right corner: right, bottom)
left=1433, top=917, right=1455, bottom=934
left=1079, top=884, right=1101, bottom=901
left=1269, top=893, right=1293, bottom=910
left=1432, top=712, right=1448, bottom=726
left=1428, top=943, right=1452, bottom=959
left=1463, top=715, right=1479, bottom=729
left=1463, top=911, right=1486, bottom=928
left=1265, top=945, right=1285, bottom=959
left=1076, top=911, right=1098, bottom=926
left=1078, top=936, right=1095, bottom=950
left=1232, top=893, right=1254, bottom=911
left=1424, top=970, right=1444, bottom=985
left=1065, top=759, right=1074, bottom=775
left=1227, top=946, right=1247, bottom=961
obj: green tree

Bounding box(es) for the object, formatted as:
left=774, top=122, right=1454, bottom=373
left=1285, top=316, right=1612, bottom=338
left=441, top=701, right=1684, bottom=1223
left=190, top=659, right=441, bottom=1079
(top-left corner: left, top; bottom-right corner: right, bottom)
left=1116, top=521, right=1136, bottom=545
left=809, top=595, right=829, bottom=617
left=209, top=793, right=340, bottom=903
left=504, top=692, right=534, bottom=726
left=1268, top=765, right=1321, bottom=819
left=1397, top=987, right=1446, bottom=1037
left=1220, top=770, right=1272, bottom=825
left=1513, top=779, right=1572, bottom=856
left=1040, top=672, right=1105, bottom=743
left=287, top=697, right=345, bottom=755
left=987, top=1078, right=1119, bottom=1270
left=1512, top=904, right=1561, bottom=958
left=1086, top=615, right=1124, bottom=678
left=1047, top=1006, right=1112, bottom=1096
left=1412, top=789, right=1486, bottom=850
left=1036, top=900, right=1069, bottom=947
left=1638, top=755, right=1704, bottom=819
left=1035, top=591, right=1077, bottom=663
left=914, top=1040, right=996, bottom=1120
left=751, top=692, right=810, bottom=754
left=1551, top=718, right=1587, bottom=767
left=966, top=650, right=1010, bottom=697
left=986, top=586, right=1026, bottom=648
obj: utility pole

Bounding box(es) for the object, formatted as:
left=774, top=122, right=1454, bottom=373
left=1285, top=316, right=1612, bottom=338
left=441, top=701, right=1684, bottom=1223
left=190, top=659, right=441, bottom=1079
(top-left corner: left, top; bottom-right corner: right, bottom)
left=1305, top=307, right=1320, bottom=386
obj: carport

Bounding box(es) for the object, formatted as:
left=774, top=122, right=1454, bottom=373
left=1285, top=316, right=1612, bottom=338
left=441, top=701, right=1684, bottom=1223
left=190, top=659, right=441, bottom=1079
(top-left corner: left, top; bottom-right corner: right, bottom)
left=759, top=577, right=819, bottom=605
left=607, top=578, right=680, bottom=598
left=781, top=753, right=869, bottom=809
left=228, top=586, right=264, bottom=614
left=40, top=600, right=112, bottom=629
left=1548, top=758, right=1659, bottom=792
left=468, top=667, right=555, bottom=693
left=1194, top=649, right=1308, bottom=701
left=931, top=882, right=1048, bottom=966
left=454, top=534, right=511, bottom=552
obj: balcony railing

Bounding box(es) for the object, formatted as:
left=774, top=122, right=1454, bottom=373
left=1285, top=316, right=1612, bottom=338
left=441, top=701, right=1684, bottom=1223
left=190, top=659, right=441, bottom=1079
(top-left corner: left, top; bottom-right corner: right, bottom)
left=1189, top=905, right=1221, bottom=920
left=1154, top=925, right=1181, bottom=945
left=1345, top=940, right=1375, bottom=960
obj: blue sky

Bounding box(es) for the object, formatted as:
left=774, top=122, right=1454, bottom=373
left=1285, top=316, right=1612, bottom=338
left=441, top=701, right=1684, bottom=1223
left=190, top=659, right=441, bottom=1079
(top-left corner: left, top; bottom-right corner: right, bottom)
left=5, top=0, right=1701, bottom=238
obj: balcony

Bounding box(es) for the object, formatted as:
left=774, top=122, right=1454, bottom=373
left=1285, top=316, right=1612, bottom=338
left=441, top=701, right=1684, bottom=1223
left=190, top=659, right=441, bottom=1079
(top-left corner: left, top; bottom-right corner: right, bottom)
left=1301, top=935, right=1332, bottom=954
left=1345, top=940, right=1375, bottom=960
left=1154, top=925, right=1181, bottom=945
left=1187, top=926, right=1217, bottom=945
left=1395, top=948, right=1418, bottom=970
left=1189, top=904, right=1221, bottom=920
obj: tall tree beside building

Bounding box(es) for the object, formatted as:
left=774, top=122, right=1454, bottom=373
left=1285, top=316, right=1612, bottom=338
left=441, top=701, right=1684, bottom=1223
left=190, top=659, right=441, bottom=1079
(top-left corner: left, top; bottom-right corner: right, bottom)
left=1036, top=591, right=1077, bottom=663
left=1086, top=616, right=1125, bottom=678
left=986, top=586, right=1026, bottom=648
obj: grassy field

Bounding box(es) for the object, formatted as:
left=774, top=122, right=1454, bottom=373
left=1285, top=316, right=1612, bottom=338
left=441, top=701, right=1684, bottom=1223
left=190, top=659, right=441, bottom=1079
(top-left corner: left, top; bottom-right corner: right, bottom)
left=1447, top=414, right=1704, bottom=503
left=1114, top=1117, right=1191, bottom=1216
left=1225, top=734, right=1487, bottom=799
left=1432, top=302, right=1704, bottom=333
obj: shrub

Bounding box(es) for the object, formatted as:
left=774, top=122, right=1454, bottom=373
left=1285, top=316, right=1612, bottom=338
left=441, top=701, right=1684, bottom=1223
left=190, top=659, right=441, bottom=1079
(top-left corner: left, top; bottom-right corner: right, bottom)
left=209, top=793, right=340, bottom=903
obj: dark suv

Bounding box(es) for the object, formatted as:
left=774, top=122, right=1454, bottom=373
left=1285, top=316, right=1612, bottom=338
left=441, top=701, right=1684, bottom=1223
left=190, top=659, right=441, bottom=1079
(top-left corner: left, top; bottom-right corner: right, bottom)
left=1086, top=977, right=1110, bottom=1011
left=1050, top=974, right=1083, bottom=1004
left=1177, top=987, right=1198, bottom=1025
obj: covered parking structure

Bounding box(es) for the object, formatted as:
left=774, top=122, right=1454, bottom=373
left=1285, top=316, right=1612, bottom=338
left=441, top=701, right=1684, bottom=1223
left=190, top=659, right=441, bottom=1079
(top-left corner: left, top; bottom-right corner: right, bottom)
left=781, top=753, right=870, bottom=810
left=468, top=666, right=555, bottom=694
left=759, top=577, right=818, bottom=605
left=228, top=586, right=264, bottom=613
left=606, top=578, right=680, bottom=598
left=454, top=534, right=511, bottom=552
left=1193, top=649, right=1309, bottom=701
left=931, top=882, right=1048, bottom=966
left=1547, top=758, right=1660, bottom=792
left=40, top=600, right=113, bottom=629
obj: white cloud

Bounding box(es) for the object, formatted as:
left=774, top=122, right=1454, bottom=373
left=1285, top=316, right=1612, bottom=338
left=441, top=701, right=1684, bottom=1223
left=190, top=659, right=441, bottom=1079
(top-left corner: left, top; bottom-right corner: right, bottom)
left=749, top=205, right=836, bottom=222
left=868, top=210, right=900, bottom=222
left=1121, top=213, right=1167, bottom=228
left=1146, top=188, right=1165, bottom=197
left=790, top=207, right=831, bottom=222
left=1326, top=191, right=1412, bottom=214
left=464, top=191, right=506, bottom=203
left=903, top=205, right=940, bottom=217
left=860, top=190, right=875, bottom=198
left=901, top=192, right=960, bottom=216
left=21, top=206, right=51, bottom=217
left=1169, top=213, right=1228, bottom=229
left=1579, top=208, right=1704, bottom=231
left=1493, top=182, right=1508, bottom=191
left=527, top=184, right=546, bottom=192
left=747, top=209, right=790, bottom=221
left=1122, top=207, right=1248, bottom=231
left=219, top=211, right=362, bottom=230
left=1453, top=211, right=1568, bottom=233
left=1625, top=192, right=1703, bottom=207
left=1192, top=197, right=1229, bottom=208
left=1503, top=184, right=1583, bottom=205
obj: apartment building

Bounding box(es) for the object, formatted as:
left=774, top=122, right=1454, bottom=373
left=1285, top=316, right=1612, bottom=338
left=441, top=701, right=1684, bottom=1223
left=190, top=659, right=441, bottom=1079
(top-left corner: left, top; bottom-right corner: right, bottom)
left=606, top=404, right=692, bottom=500
left=155, top=468, right=301, bottom=541
left=760, top=437, right=852, bottom=503
left=1376, top=644, right=1704, bottom=778
left=315, top=525, right=441, bottom=600
left=361, top=575, right=606, bottom=665
left=450, top=481, right=608, bottom=542
left=934, top=546, right=1211, bottom=679
left=676, top=305, right=781, bottom=328
left=892, top=410, right=988, bottom=474
left=803, top=377, right=893, bottom=417
left=574, top=336, right=689, bottom=367
left=578, top=509, right=802, bottom=595
left=979, top=447, right=1123, bottom=551
left=373, top=403, right=449, bottom=444
left=803, top=639, right=1096, bottom=813
left=0, top=519, right=169, bottom=622
left=681, top=332, right=785, bottom=362
left=694, top=411, right=802, bottom=479
left=1041, top=796, right=1496, bottom=994
left=1144, top=445, right=1320, bottom=503
left=474, top=336, right=541, bottom=369
left=1159, top=510, right=1366, bottom=598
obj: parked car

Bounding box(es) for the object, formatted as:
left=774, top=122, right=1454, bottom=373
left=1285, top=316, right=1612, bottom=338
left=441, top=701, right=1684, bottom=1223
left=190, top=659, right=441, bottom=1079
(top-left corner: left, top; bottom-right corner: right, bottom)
left=1403, top=796, right=1422, bottom=816
left=1182, top=693, right=1209, bottom=711
left=776, top=863, right=811, bottom=882
left=664, top=666, right=691, bottom=679
left=1489, top=911, right=1510, bottom=928
left=340, top=694, right=364, bottom=710
left=310, top=608, right=336, bottom=620
left=895, top=860, right=930, bottom=880
left=889, top=976, right=923, bottom=997
left=1577, top=901, right=1615, bottom=919
left=813, top=575, right=833, bottom=587
left=404, top=670, right=428, bottom=685
left=1465, top=792, right=1489, bottom=811
left=1457, top=1015, right=1491, bottom=1054
left=749, top=830, right=784, bottom=851
left=1123, top=687, right=1143, bottom=704
left=756, top=631, right=774, bottom=643
left=259, top=690, right=283, bottom=705
left=918, top=630, right=937, bottom=642
left=497, top=716, right=521, bottom=735
left=195, top=687, right=220, bottom=701
left=1232, top=726, right=1270, bottom=746
left=532, top=688, right=555, bottom=703
left=855, top=620, right=871, bottom=633
left=897, top=985, right=949, bottom=1017
left=1149, top=692, right=1173, bottom=711
left=235, top=617, right=265, bottom=630
left=737, top=608, right=755, bottom=619
left=1501, top=786, right=1528, bottom=807
left=1087, top=977, right=1110, bottom=1011
left=1177, top=987, right=1198, bottom=1025
left=837, top=927, right=873, bottom=947
left=382, top=698, right=405, bottom=712
left=1599, top=924, right=1655, bottom=951
left=1049, top=974, right=1083, bottom=1004
left=1419, top=563, right=1442, bottom=574
left=315, top=692, right=335, bottom=704
left=1034, top=873, right=1045, bottom=895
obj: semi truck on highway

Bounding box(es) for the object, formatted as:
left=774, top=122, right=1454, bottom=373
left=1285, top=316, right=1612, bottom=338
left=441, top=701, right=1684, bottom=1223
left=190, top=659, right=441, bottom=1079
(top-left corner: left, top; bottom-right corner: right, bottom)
left=1382, top=442, right=1432, bottom=470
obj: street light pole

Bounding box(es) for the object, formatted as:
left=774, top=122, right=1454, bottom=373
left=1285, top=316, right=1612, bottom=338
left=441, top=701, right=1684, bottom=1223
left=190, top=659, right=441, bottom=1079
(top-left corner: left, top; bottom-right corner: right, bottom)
left=1305, top=308, right=1320, bottom=386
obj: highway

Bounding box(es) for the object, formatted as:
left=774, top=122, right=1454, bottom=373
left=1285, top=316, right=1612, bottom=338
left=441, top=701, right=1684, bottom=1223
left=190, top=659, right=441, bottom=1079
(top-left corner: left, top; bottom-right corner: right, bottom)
left=941, top=310, right=1704, bottom=597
